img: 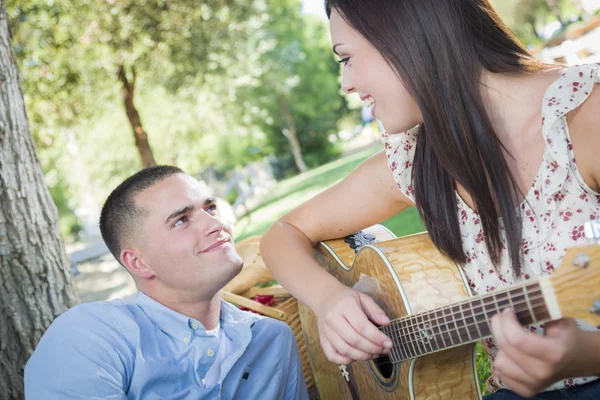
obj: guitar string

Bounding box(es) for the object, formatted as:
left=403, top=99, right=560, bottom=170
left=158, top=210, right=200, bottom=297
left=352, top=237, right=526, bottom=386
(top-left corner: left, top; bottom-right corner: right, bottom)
left=384, top=283, right=542, bottom=333
left=386, top=289, right=543, bottom=334
left=382, top=294, right=546, bottom=349
left=369, top=298, right=548, bottom=367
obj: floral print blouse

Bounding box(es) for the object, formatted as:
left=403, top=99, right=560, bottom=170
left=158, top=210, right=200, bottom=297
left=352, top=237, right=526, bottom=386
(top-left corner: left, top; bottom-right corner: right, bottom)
left=382, top=63, right=600, bottom=392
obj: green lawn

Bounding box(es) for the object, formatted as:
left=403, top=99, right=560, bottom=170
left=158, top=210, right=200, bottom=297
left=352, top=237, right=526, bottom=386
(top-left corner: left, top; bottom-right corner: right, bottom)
left=234, top=146, right=489, bottom=395
left=234, top=145, right=426, bottom=241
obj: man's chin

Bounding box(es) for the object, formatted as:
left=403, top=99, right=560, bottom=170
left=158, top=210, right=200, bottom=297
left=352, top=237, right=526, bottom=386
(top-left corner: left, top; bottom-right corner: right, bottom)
left=225, top=255, right=244, bottom=279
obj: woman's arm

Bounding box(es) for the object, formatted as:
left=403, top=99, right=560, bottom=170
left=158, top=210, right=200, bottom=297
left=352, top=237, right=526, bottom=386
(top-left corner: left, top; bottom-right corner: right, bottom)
left=260, top=150, right=413, bottom=363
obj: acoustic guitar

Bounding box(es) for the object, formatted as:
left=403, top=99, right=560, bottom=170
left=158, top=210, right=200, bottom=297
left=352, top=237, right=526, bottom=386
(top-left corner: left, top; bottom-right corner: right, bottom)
left=298, top=222, right=600, bottom=399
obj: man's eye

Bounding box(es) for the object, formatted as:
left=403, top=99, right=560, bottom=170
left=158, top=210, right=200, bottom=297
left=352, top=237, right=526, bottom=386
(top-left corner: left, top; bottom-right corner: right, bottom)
left=207, top=204, right=218, bottom=212
left=174, top=216, right=188, bottom=227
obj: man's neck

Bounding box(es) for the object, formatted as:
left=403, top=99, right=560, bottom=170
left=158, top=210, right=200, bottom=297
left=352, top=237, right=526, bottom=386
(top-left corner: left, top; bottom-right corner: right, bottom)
left=144, top=290, right=222, bottom=331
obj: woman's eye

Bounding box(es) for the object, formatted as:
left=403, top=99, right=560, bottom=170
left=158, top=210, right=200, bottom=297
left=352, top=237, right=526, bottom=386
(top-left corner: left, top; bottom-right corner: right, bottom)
left=207, top=204, right=218, bottom=213
left=337, top=57, right=350, bottom=65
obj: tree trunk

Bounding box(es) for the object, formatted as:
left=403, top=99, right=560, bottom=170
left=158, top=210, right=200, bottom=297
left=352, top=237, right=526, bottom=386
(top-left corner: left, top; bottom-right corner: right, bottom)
left=0, top=3, right=79, bottom=398
left=117, top=65, right=156, bottom=168
left=279, top=97, right=308, bottom=173
left=546, top=0, right=566, bottom=26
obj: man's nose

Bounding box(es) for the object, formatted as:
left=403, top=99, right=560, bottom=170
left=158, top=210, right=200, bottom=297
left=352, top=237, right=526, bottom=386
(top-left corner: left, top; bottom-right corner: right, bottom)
left=199, top=211, right=224, bottom=236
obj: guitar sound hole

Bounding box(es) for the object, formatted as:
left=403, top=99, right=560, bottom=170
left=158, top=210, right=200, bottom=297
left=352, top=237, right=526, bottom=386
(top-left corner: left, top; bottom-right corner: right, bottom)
left=374, top=354, right=393, bottom=379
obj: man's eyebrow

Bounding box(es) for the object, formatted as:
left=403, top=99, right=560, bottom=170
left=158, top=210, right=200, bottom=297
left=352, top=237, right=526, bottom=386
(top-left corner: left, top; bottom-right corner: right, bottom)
left=332, top=44, right=342, bottom=56
left=164, top=205, right=194, bottom=224
left=204, top=197, right=216, bottom=205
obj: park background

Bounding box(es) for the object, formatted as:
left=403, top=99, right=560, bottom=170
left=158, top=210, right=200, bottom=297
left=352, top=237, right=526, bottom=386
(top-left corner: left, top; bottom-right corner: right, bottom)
left=2, top=0, right=600, bottom=398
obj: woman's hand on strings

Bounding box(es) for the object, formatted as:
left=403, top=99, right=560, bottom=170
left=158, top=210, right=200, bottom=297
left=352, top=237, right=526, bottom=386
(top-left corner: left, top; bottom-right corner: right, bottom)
left=316, top=287, right=393, bottom=365
left=491, top=309, right=593, bottom=397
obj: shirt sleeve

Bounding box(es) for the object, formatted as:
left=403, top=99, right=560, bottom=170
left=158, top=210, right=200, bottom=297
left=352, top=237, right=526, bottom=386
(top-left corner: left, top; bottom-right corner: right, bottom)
left=25, top=302, right=132, bottom=400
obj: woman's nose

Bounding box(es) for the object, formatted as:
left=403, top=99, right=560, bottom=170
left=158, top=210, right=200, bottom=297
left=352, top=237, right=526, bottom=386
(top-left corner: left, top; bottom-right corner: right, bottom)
left=341, top=74, right=355, bottom=94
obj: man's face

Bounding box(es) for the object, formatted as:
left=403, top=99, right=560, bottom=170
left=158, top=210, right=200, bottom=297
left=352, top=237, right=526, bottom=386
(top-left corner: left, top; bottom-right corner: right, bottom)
left=131, top=174, right=242, bottom=299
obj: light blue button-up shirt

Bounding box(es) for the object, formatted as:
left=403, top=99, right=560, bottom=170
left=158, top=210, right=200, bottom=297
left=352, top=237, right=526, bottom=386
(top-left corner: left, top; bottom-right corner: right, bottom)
left=25, top=292, right=309, bottom=399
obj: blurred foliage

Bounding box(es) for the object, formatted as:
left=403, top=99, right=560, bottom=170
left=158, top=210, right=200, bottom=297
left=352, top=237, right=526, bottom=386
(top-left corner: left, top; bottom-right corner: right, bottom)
left=7, top=0, right=346, bottom=239
left=228, top=0, right=347, bottom=172
left=7, top=0, right=594, bottom=240
left=491, top=0, right=585, bottom=46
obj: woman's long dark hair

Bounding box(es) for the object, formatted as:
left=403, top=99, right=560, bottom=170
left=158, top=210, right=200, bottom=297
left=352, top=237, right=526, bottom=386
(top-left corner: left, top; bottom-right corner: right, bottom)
left=326, top=0, right=550, bottom=277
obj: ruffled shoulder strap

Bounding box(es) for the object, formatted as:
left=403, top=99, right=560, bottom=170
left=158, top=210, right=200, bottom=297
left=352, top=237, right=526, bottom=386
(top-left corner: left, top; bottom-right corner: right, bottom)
left=381, top=126, right=419, bottom=202
left=542, top=63, right=600, bottom=169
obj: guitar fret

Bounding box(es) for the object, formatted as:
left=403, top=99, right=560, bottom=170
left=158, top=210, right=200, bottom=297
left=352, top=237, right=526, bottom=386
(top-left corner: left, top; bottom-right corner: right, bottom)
left=426, top=313, right=439, bottom=353
left=391, top=324, right=401, bottom=362
left=387, top=322, right=399, bottom=362
left=492, top=292, right=502, bottom=315
left=508, top=287, right=530, bottom=326
left=418, top=313, right=435, bottom=354
left=507, top=289, right=515, bottom=310
left=407, top=318, right=422, bottom=357
left=401, top=320, right=416, bottom=359
left=480, top=297, right=492, bottom=334
left=432, top=309, right=447, bottom=348
left=382, top=325, right=397, bottom=363
left=458, top=302, right=473, bottom=342
left=522, top=286, right=536, bottom=323
left=527, top=285, right=551, bottom=322
left=395, top=321, right=406, bottom=361
left=443, top=306, right=458, bottom=346
left=468, top=300, right=482, bottom=339
left=449, top=305, right=465, bottom=345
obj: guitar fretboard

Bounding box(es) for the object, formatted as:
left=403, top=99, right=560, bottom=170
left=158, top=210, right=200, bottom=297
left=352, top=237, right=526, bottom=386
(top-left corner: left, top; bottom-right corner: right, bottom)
left=381, top=281, right=550, bottom=362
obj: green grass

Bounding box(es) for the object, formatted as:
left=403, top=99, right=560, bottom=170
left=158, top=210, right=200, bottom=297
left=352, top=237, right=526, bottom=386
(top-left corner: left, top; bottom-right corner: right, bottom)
left=234, top=144, right=428, bottom=241
left=234, top=146, right=490, bottom=394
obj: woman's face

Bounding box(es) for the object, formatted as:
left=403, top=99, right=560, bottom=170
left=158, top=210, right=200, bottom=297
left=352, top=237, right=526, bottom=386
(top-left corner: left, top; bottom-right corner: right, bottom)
left=329, top=8, right=422, bottom=134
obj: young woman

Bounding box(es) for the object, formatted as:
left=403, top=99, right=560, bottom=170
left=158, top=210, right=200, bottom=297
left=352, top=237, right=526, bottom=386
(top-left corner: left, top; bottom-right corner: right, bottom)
left=260, top=0, right=600, bottom=398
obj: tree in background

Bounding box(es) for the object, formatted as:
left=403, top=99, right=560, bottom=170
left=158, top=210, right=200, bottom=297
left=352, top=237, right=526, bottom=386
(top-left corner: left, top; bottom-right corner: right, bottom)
left=508, top=0, right=588, bottom=44
left=7, top=0, right=349, bottom=238
left=0, top=1, right=78, bottom=397
left=8, top=0, right=262, bottom=168
left=233, top=0, right=347, bottom=174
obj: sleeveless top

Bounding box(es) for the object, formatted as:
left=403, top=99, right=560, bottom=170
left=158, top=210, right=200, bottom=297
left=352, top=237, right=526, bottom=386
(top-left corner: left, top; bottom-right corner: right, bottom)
left=382, top=63, right=600, bottom=392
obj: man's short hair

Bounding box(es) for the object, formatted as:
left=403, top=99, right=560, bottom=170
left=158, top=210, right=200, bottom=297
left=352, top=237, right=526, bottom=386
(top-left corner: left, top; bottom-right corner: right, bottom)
left=99, top=165, right=184, bottom=264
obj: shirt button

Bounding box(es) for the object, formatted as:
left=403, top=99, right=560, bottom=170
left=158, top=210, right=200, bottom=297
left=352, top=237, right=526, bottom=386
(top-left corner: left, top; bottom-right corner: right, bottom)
left=207, top=348, right=215, bottom=357
left=192, top=322, right=199, bottom=330
left=183, top=337, right=190, bottom=344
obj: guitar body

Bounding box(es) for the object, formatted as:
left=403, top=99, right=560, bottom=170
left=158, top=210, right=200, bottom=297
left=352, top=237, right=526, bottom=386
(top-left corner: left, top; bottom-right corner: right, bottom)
left=299, top=226, right=482, bottom=399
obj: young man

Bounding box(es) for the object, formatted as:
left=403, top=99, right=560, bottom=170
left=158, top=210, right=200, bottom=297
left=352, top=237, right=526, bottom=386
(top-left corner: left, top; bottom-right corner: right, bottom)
left=25, top=166, right=308, bottom=399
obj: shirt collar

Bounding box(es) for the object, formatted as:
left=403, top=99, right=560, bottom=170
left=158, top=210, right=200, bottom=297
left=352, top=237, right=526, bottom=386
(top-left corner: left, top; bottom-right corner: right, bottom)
left=133, top=292, right=260, bottom=344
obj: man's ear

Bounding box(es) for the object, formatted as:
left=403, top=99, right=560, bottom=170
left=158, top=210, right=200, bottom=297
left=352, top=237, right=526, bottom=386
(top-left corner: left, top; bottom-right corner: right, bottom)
left=121, top=248, right=155, bottom=279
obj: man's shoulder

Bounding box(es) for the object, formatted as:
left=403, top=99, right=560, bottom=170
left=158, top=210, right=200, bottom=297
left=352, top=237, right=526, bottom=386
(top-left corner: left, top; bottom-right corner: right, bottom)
left=42, top=296, right=141, bottom=343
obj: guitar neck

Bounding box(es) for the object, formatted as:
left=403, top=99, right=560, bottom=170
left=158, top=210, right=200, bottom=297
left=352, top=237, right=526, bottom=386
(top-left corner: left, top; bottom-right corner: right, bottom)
left=383, top=278, right=559, bottom=362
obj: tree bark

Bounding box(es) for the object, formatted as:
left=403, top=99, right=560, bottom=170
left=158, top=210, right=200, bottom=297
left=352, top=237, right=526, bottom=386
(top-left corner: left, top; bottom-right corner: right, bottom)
left=279, top=97, right=307, bottom=173
left=117, top=65, right=156, bottom=168
left=0, top=2, right=79, bottom=398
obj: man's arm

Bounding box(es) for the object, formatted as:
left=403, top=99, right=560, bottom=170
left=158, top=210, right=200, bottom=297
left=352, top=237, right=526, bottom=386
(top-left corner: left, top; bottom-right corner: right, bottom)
left=25, top=303, right=132, bottom=399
